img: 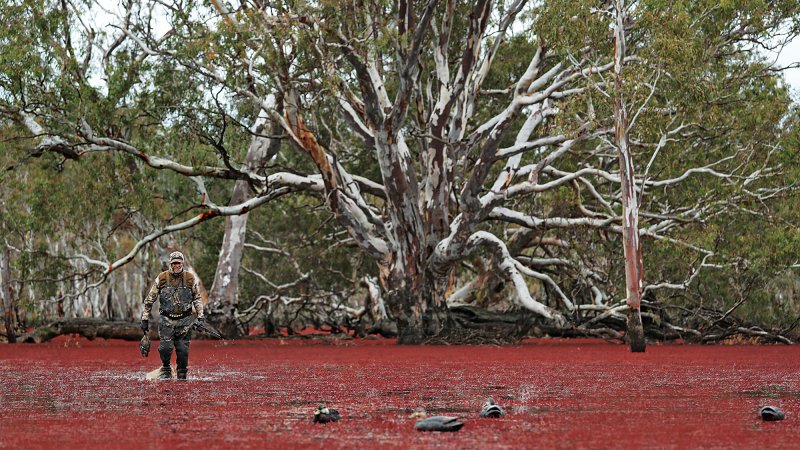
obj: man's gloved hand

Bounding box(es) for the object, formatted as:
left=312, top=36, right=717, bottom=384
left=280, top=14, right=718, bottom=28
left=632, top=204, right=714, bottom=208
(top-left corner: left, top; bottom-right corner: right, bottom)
left=196, top=317, right=205, bottom=326
left=140, top=319, right=149, bottom=332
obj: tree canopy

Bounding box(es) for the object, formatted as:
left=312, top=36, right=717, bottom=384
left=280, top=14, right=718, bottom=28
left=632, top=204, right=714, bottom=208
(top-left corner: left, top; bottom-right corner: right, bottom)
left=1, top=0, right=799, bottom=344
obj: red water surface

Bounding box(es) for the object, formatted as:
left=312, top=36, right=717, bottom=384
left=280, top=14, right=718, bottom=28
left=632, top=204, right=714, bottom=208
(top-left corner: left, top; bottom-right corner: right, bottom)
left=1, top=337, right=798, bottom=449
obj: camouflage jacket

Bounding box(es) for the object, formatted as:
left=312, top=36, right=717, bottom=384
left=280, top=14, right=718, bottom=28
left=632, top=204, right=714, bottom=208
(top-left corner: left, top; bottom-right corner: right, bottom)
left=141, top=270, right=204, bottom=321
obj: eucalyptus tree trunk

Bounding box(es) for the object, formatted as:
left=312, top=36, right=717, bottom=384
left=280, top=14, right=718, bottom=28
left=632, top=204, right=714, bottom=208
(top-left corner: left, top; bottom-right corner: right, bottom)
left=206, top=115, right=279, bottom=338
left=376, top=133, right=453, bottom=344
left=206, top=191, right=250, bottom=338
left=1, top=247, right=16, bottom=343
left=274, top=0, right=567, bottom=343
left=389, top=281, right=452, bottom=344
left=613, top=0, right=646, bottom=352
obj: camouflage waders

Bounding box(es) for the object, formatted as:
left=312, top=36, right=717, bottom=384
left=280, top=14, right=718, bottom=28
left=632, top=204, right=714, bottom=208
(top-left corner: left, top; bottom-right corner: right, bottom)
left=158, top=281, right=195, bottom=380
left=158, top=314, right=194, bottom=380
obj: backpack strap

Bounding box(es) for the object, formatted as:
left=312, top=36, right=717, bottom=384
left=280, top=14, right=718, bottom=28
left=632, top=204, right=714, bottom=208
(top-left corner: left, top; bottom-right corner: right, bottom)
left=182, top=271, right=194, bottom=289
left=157, top=271, right=169, bottom=289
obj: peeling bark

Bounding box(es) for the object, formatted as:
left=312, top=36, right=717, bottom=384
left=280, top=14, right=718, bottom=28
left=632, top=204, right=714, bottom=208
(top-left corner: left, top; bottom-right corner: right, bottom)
left=207, top=112, right=277, bottom=338
left=613, top=0, right=645, bottom=352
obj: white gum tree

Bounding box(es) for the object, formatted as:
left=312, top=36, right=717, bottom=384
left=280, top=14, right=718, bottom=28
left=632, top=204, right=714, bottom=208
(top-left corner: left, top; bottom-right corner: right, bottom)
left=612, top=0, right=645, bottom=352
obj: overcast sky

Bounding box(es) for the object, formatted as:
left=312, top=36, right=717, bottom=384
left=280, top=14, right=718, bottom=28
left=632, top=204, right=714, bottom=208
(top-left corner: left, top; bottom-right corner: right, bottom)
left=772, top=36, right=800, bottom=100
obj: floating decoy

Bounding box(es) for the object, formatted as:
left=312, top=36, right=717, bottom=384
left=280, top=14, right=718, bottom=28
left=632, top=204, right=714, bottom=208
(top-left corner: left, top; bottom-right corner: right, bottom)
left=409, top=408, right=464, bottom=432
left=759, top=406, right=785, bottom=421
left=480, top=396, right=505, bottom=418
left=313, top=404, right=341, bottom=424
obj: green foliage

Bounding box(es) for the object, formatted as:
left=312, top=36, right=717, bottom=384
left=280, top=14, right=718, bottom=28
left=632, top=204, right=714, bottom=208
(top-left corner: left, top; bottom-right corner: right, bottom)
left=1, top=0, right=799, bottom=334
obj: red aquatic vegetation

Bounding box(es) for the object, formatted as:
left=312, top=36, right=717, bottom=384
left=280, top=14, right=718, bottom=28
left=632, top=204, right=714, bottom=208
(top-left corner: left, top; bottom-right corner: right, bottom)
left=1, top=337, right=798, bottom=449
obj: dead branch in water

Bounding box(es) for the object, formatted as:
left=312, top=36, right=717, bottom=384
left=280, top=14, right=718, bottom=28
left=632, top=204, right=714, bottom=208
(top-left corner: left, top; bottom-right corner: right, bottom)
left=18, top=319, right=144, bottom=343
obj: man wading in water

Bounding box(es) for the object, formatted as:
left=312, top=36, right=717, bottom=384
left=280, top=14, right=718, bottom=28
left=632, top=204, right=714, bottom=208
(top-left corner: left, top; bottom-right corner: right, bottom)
left=140, top=251, right=204, bottom=380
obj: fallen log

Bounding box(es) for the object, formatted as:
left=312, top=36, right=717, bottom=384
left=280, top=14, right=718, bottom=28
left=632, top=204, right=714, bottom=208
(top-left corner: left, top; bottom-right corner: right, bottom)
left=19, top=319, right=148, bottom=343
left=432, top=305, right=541, bottom=344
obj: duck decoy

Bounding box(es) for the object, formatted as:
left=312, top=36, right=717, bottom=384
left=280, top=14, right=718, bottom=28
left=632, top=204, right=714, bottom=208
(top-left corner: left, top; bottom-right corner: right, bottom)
left=480, top=396, right=505, bottom=418
left=409, top=408, right=464, bottom=432
left=139, top=334, right=151, bottom=357
left=313, top=404, right=341, bottom=424
left=759, top=406, right=785, bottom=421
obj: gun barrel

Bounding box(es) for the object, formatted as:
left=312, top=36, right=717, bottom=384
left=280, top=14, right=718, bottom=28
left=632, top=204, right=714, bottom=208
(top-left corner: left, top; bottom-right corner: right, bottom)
left=194, top=322, right=224, bottom=339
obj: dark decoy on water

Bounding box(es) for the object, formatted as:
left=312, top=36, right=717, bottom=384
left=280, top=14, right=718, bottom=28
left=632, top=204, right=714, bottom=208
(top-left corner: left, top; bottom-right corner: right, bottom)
left=480, top=396, right=505, bottom=418
left=313, top=404, right=341, bottom=424
left=409, top=408, right=465, bottom=432
left=759, top=406, right=785, bottom=421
